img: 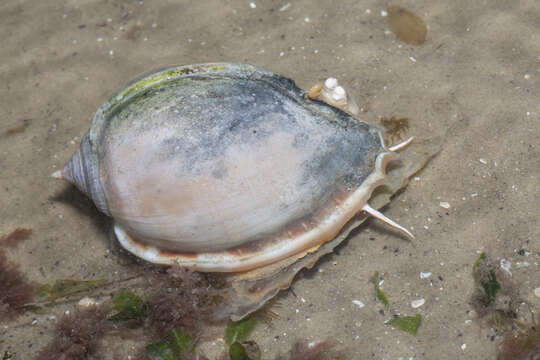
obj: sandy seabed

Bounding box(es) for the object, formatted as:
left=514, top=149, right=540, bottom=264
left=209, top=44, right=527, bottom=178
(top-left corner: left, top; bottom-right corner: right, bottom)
left=1, top=0, right=539, bottom=359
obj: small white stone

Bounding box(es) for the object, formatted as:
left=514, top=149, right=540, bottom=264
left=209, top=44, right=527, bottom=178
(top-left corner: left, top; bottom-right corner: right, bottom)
left=279, top=3, right=291, bottom=12
left=78, top=297, right=97, bottom=307
left=524, top=73, right=531, bottom=80
left=461, top=343, right=467, bottom=350
left=420, top=272, right=432, bottom=279
left=249, top=2, right=256, bottom=8
left=380, top=10, right=388, bottom=17
left=479, top=158, right=487, bottom=164
left=352, top=300, right=365, bottom=308
left=324, top=77, right=338, bottom=90
left=304, top=17, right=310, bottom=23
left=409, top=56, right=417, bottom=62
left=411, top=298, right=425, bottom=308
left=534, top=286, right=540, bottom=298
left=439, top=201, right=450, bottom=209
left=500, top=259, right=512, bottom=276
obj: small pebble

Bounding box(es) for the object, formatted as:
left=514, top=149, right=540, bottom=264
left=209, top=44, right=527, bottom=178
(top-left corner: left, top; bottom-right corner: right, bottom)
left=411, top=298, right=425, bottom=308
left=439, top=201, right=450, bottom=209
left=420, top=272, right=432, bottom=279
left=461, top=344, right=467, bottom=350
left=479, top=158, right=487, bottom=164
left=78, top=297, right=97, bottom=307
left=279, top=3, right=291, bottom=12
left=534, top=286, right=540, bottom=298
left=249, top=2, right=256, bottom=8
left=352, top=300, right=365, bottom=308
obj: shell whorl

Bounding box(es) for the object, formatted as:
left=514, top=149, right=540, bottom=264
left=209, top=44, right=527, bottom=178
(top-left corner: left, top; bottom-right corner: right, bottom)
left=62, top=134, right=110, bottom=216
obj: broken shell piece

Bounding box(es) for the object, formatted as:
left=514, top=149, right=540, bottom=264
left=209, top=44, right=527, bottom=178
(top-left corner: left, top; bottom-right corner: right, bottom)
left=78, top=297, right=98, bottom=307
left=411, top=298, right=425, bottom=308
left=534, top=286, right=540, bottom=298
left=439, top=201, right=450, bottom=209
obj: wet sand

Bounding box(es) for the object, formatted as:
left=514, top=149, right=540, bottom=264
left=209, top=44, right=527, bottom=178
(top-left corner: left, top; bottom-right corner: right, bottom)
left=1, top=0, right=539, bottom=358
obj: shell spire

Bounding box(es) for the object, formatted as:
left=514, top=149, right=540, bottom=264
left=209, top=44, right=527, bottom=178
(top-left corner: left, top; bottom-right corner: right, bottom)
left=54, top=148, right=91, bottom=197
left=52, top=139, right=110, bottom=216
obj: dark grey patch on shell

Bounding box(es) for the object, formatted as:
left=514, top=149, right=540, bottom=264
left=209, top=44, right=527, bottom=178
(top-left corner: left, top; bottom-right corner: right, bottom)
left=211, top=160, right=228, bottom=179
left=105, top=75, right=381, bottom=186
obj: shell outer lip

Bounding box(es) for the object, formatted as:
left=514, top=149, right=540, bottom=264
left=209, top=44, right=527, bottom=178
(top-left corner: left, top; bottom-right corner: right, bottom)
left=114, top=151, right=395, bottom=272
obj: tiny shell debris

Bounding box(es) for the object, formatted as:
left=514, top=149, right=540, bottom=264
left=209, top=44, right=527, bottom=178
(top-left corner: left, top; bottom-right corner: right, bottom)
left=420, top=272, right=432, bottom=279
left=439, top=202, right=450, bottom=209
left=387, top=6, right=427, bottom=45
left=500, top=259, right=512, bottom=276
left=78, top=297, right=98, bottom=307
left=534, top=286, right=540, bottom=298
left=411, top=298, right=425, bottom=308
left=352, top=300, right=365, bottom=308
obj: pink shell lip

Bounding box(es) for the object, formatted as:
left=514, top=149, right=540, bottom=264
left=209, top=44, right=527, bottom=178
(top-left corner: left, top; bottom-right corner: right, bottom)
left=114, top=151, right=396, bottom=272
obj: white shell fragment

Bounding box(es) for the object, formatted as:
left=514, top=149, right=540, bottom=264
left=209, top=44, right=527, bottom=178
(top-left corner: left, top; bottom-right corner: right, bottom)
left=352, top=300, right=365, bottom=308
left=419, top=271, right=432, bottom=279
left=439, top=201, right=450, bottom=209
left=534, top=286, right=540, bottom=298
left=411, top=298, right=425, bottom=308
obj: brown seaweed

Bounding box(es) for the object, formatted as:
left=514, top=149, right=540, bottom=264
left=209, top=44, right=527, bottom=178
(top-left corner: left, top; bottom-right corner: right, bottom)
left=0, top=228, right=32, bottom=248
left=497, top=311, right=540, bottom=360
left=387, top=6, right=427, bottom=45
left=0, top=250, right=35, bottom=321
left=35, top=305, right=110, bottom=360
left=145, top=265, right=222, bottom=337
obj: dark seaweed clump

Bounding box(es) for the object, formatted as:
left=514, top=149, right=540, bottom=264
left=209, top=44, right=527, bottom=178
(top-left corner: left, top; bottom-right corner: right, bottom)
left=0, top=249, right=35, bottom=321
left=1, top=228, right=32, bottom=247
left=497, top=311, right=540, bottom=360
left=35, top=305, right=111, bottom=360
left=145, top=264, right=222, bottom=337
left=471, top=253, right=540, bottom=359
left=471, top=253, right=517, bottom=329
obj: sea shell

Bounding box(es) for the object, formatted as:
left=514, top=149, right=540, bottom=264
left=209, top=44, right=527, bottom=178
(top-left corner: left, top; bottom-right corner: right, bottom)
left=55, top=63, right=413, bottom=272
